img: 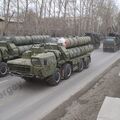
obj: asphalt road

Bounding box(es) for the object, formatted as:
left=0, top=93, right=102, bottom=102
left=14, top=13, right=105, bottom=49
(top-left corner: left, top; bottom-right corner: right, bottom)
left=0, top=47, right=120, bottom=120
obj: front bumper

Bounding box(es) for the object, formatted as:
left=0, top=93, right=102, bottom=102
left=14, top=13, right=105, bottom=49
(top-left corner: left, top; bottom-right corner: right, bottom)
left=9, top=71, right=34, bottom=78
left=9, top=71, right=44, bottom=80
left=103, top=47, right=115, bottom=52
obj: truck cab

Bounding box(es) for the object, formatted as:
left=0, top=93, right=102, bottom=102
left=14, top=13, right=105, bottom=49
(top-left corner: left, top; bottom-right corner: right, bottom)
left=103, top=37, right=119, bottom=52
left=31, top=52, right=57, bottom=78
left=0, top=41, right=19, bottom=60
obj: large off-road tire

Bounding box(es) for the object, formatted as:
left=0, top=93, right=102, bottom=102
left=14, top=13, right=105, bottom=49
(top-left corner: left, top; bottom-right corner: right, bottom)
left=77, top=60, right=84, bottom=72
left=62, top=64, right=72, bottom=80
left=46, top=69, right=61, bottom=86
left=84, top=57, right=90, bottom=69
left=0, top=62, right=8, bottom=77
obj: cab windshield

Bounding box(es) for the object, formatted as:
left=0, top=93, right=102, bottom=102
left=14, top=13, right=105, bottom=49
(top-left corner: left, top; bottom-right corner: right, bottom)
left=105, top=39, right=114, bottom=42
left=31, top=58, right=41, bottom=66
left=31, top=58, right=47, bottom=66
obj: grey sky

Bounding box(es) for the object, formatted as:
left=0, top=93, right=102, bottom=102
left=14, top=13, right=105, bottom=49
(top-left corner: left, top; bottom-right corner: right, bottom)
left=116, top=0, right=120, bottom=6
left=0, top=0, right=120, bottom=16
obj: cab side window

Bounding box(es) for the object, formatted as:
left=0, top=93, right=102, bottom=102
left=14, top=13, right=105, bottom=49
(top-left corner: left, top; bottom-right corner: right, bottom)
left=48, top=57, right=54, bottom=64
left=44, top=59, right=47, bottom=65
left=44, top=56, right=56, bottom=65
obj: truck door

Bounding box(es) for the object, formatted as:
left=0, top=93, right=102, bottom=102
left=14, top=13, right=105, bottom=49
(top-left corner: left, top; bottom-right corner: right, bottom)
left=42, top=55, right=57, bottom=77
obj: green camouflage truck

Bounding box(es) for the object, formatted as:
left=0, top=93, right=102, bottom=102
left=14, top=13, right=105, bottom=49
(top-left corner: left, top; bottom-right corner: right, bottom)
left=103, top=37, right=120, bottom=52
left=0, top=35, right=50, bottom=77
left=8, top=37, right=94, bottom=86
left=103, top=33, right=120, bottom=52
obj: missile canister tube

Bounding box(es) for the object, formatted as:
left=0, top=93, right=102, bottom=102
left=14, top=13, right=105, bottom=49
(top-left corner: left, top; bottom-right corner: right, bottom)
left=10, top=36, right=32, bottom=46
left=0, top=35, right=50, bottom=46
left=67, top=45, right=93, bottom=59
left=31, top=35, right=50, bottom=44
left=58, top=37, right=91, bottom=48
left=18, top=45, right=32, bottom=54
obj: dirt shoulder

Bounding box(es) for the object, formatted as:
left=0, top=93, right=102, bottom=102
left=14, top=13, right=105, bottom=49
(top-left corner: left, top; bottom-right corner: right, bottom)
left=56, top=62, right=120, bottom=120
left=42, top=61, right=120, bottom=120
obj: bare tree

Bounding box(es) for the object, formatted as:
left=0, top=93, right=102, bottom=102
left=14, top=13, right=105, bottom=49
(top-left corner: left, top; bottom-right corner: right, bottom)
left=0, top=0, right=119, bottom=36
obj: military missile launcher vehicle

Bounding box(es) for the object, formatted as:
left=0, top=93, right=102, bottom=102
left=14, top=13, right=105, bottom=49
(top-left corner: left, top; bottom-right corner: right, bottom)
left=0, top=41, right=32, bottom=77
left=0, top=35, right=50, bottom=77
left=85, top=33, right=101, bottom=49
left=8, top=37, right=94, bottom=86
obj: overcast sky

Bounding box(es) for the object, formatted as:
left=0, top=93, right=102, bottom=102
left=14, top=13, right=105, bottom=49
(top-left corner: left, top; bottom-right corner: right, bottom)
left=116, top=0, right=120, bottom=6
left=0, top=0, right=120, bottom=16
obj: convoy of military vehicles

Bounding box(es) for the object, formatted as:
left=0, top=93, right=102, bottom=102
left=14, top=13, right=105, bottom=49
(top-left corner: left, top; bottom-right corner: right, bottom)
left=0, top=32, right=119, bottom=86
